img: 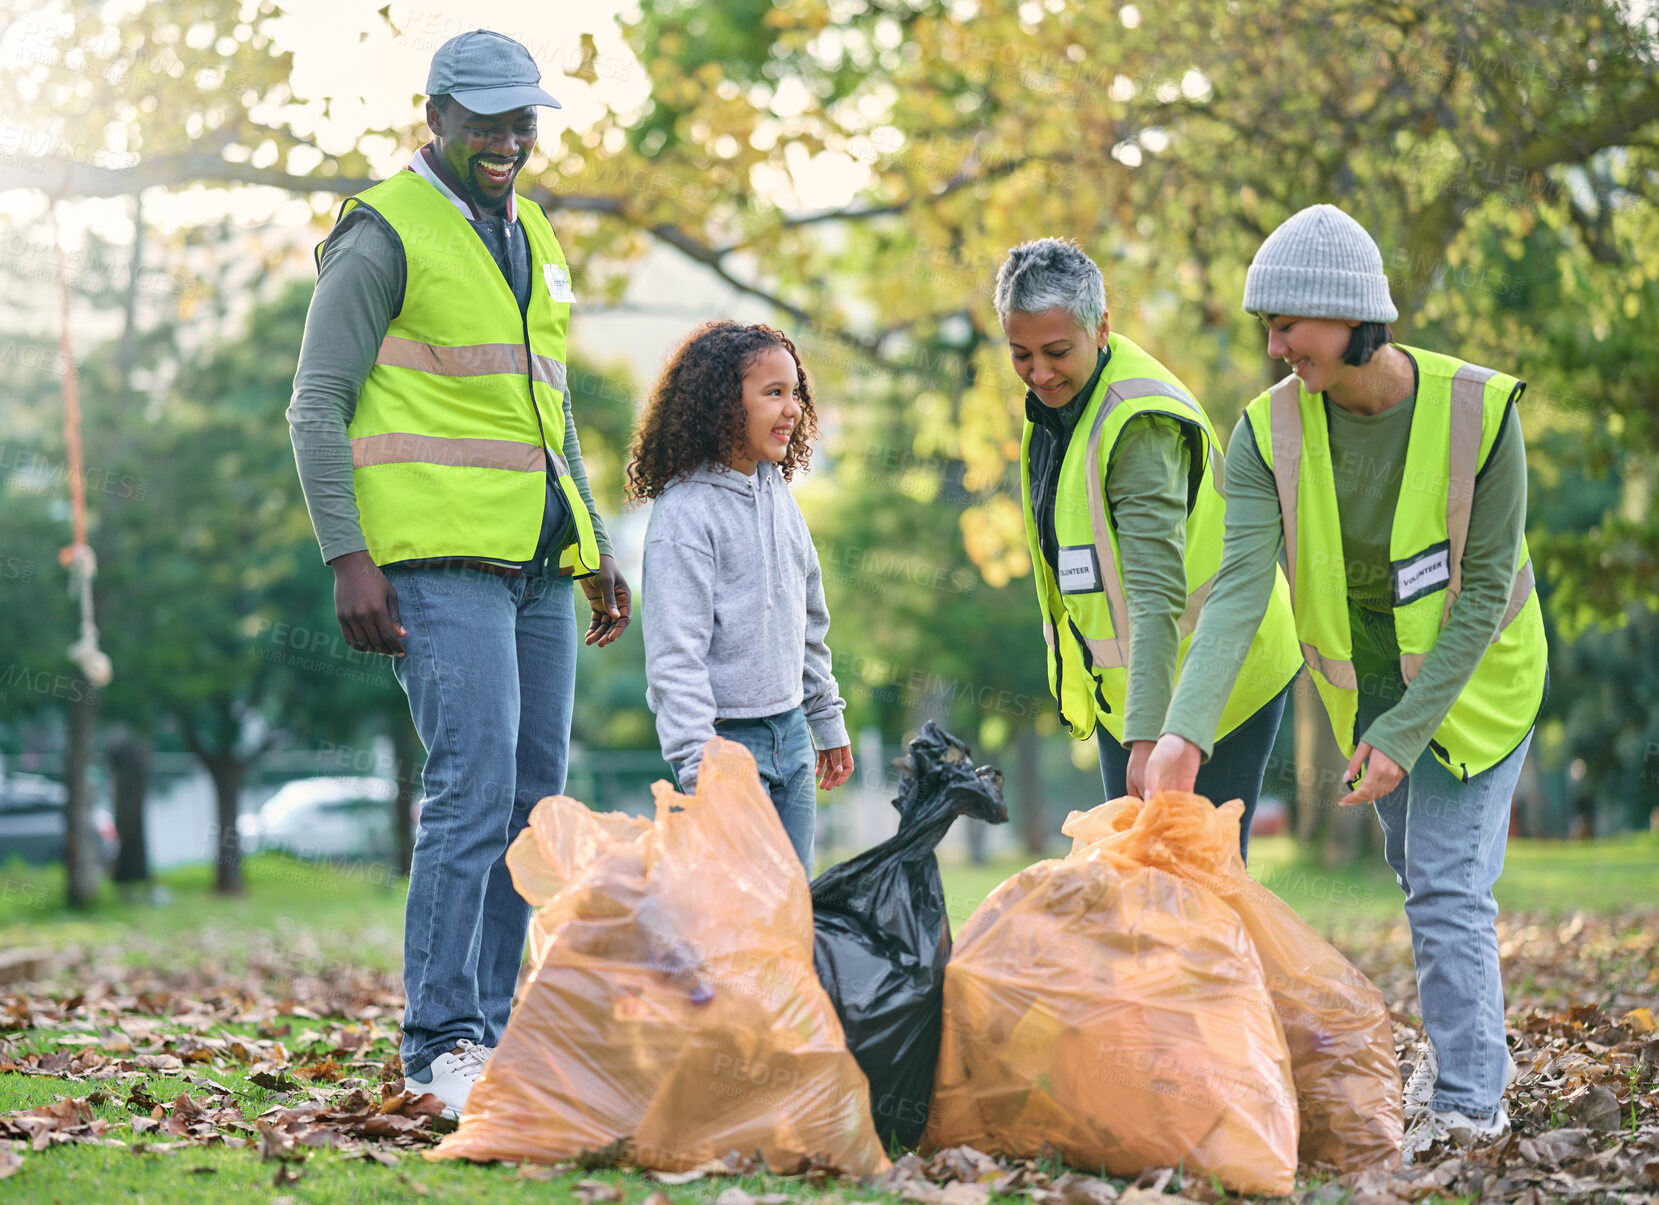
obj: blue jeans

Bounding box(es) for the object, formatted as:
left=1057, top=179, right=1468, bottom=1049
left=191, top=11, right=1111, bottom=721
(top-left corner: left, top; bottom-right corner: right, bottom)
left=678, top=708, right=817, bottom=875
left=1373, top=729, right=1532, bottom=1120
left=1098, top=684, right=1289, bottom=863
left=385, top=564, right=577, bottom=1078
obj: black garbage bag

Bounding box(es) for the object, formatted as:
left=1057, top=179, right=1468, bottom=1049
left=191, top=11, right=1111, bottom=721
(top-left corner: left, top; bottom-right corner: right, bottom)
left=810, top=721, right=1008, bottom=1149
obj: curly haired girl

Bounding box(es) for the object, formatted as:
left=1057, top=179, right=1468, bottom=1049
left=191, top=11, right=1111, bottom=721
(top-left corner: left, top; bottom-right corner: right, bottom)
left=629, top=321, right=852, bottom=872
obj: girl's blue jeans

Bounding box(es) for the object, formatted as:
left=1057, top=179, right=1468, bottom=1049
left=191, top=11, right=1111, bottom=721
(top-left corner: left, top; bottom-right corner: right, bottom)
left=677, top=707, right=817, bottom=875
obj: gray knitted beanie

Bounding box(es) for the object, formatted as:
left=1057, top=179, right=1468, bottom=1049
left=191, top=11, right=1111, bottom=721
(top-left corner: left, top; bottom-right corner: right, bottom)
left=1242, top=204, right=1398, bottom=323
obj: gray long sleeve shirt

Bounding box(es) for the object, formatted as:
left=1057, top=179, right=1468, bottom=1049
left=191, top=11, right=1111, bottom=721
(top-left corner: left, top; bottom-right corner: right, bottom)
left=287, top=206, right=611, bottom=566
left=642, top=462, right=849, bottom=789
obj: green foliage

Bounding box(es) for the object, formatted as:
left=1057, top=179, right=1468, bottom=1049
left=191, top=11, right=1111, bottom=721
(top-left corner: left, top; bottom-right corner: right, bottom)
left=589, top=0, right=1659, bottom=623
left=7, top=0, right=1659, bottom=835
left=803, top=385, right=1050, bottom=755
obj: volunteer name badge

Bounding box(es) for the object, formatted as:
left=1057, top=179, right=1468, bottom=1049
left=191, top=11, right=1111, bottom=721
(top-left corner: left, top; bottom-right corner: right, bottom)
left=1057, top=545, right=1103, bottom=594
left=1393, top=541, right=1451, bottom=605
left=543, top=263, right=575, bottom=303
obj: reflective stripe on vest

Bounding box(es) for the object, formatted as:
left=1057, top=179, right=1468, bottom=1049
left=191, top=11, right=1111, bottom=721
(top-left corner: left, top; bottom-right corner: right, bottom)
left=1247, top=345, right=1548, bottom=778
left=374, top=335, right=569, bottom=393
left=351, top=433, right=544, bottom=472
left=1078, top=376, right=1216, bottom=670
left=1265, top=368, right=1536, bottom=688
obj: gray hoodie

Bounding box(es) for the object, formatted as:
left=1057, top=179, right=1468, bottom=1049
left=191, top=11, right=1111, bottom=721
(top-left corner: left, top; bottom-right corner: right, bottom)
left=642, top=461, right=849, bottom=788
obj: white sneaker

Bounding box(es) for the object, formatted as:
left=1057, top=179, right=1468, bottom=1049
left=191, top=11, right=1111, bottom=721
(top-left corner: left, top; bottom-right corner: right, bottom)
left=402, top=1039, right=492, bottom=1119
left=1402, top=1042, right=1517, bottom=1121
left=1402, top=1041, right=1439, bottom=1119
left=1401, top=1103, right=1509, bottom=1163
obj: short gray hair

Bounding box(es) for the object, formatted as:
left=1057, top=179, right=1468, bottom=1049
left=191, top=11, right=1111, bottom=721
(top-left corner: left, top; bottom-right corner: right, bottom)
left=993, top=238, right=1107, bottom=333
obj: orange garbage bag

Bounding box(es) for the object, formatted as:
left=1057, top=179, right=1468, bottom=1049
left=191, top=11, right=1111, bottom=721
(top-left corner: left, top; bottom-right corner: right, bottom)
left=430, top=738, right=890, bottom=1176
left=925, top=828, right=1299, bottom=1195
left=1063, top=792, right=1403, bottom=1171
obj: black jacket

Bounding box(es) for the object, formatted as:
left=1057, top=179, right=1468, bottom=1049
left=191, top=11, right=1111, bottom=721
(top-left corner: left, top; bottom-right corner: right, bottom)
left=1025, top=349, right=1109, bottom=574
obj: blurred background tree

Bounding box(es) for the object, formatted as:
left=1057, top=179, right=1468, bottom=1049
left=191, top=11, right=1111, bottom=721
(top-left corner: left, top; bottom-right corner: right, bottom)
left=2, top=0, right=1657, bottom=906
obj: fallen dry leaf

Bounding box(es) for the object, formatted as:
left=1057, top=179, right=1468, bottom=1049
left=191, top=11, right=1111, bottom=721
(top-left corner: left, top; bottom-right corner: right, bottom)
left=0, top=909, right=1653, bottom=1202
left=651, top=1169, right=706, bottom=1185
left=926, top=1145, right=1003, bottom=1185
left=939, top=1182, right=992, bottom=1205
left=1054, top=1171, right=1119, bottom=1205
left=0, top=1096, right=108, bottom=1151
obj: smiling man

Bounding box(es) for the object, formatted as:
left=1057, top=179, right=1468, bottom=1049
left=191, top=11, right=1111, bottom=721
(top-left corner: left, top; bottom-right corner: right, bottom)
left=287, top=30, right=630, bottom=1118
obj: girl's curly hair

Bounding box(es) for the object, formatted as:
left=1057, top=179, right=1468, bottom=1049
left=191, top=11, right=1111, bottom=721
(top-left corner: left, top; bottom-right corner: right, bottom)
left=626, top=321, right=818, bottom=502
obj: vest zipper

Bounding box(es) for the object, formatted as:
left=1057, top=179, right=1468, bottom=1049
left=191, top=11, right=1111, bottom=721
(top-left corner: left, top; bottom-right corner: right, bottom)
left=1066, top=614, right=1113, bottom=717
left=520, top=308, right=572, bottom=560
left=1051, top=624, right=1073, bottom=731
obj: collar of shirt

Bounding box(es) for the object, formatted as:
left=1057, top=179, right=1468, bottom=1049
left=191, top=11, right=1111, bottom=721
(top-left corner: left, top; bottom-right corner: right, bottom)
left=1025, top=347, right=1109, bottom=439
left=407, top=142, right=517, bottom=224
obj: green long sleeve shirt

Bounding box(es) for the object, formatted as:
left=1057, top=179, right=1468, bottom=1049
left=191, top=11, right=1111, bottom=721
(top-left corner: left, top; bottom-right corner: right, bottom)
left=1108, top=415, right=1194, bottom=745
left=287, top=213, right=611, bottom=566
left=1163, top=395, right=1529, bottom=771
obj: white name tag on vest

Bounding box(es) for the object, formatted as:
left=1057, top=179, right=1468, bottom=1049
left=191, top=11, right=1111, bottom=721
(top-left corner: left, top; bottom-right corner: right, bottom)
left=1057, top=545, right=1103, bottom=595
left=543, top=263, right=575, bottom=303
left=1394, top=542, right=1451, bottom=605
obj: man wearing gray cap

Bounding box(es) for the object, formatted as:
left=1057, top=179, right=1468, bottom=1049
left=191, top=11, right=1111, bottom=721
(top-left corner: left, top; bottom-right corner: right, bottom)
left=288, top=30, right=629, bottom=1117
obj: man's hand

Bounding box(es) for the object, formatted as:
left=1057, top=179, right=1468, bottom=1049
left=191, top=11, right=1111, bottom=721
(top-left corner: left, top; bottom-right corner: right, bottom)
left=1144, top=732, right=1202, bottom=795
left=581, top=554, right=631, bottom=648
left=1124, top=740, right=1156, bottom=799
left=331, top=550, right=405, bottom=656
left=1339, top=741, right=1405, bottom=806
left=816, top=745, right=854, bottom=791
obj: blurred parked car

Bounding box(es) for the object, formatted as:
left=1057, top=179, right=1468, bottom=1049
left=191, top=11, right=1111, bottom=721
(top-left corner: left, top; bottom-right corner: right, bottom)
left=0, top=773, right=118, bottom=868
left=1250, top=794, right=1289, bottom=837
left=240, top=777, right=408, bottom=863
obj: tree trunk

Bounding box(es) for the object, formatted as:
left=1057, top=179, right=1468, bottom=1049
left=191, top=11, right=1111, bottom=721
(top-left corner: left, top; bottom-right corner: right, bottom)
left=205, top=756, right=245, bottom=895
left=1293, top=670, right=1358, bottom=865
left=1322, top=784, right=1377, bottom=866
left=392, top=714, right=423, bottom=878
left=109, top=727, right=151, bottom=886
left=63, top=686, right=100, bottom=908
left=1015, top=723, right=1046, bottom=857
left=118, top=190, right=144, bottom=379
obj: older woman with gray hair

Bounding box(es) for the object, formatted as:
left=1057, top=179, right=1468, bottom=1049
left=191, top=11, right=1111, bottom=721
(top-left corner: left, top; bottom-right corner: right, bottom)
left=997, top=238, right=1300, bottom=857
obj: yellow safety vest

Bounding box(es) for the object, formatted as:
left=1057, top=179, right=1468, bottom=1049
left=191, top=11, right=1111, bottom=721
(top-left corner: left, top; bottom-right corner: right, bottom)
left=319, top=171, right=600, bottom=575
left=1021, top=334, right=1301, bottom=744
left=1244, top=345, right=1547, bottom=779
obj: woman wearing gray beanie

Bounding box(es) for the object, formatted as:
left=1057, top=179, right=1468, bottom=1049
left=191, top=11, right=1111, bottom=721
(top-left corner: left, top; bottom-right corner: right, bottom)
left=1146, top=204, right=1549, bottom=1160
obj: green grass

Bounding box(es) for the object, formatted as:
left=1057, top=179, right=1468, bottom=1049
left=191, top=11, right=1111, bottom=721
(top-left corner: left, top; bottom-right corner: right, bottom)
left=0, top=853, right=406, bottom=966
left=2, top=836, right=1654, bottom=1202
left=5, top=829, right=1654, bottom=956
left=936, top=829, right=1659, bottom=931
left=0, top=1126, right=831, bottom=1205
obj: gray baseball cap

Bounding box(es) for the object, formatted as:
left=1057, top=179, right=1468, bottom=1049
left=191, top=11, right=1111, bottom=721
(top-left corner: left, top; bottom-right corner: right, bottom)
left=426, top=30, right=561, bottom=115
